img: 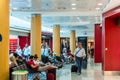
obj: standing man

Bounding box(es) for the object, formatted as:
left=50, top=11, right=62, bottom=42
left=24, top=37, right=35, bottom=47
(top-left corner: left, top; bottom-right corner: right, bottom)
left=41, top=45, right=49, bottom=63
left=23, top=44, right=30, bottom=59
left=16, top=46, right=22, bottom=57
left=74, top=42, right=86, bottom=75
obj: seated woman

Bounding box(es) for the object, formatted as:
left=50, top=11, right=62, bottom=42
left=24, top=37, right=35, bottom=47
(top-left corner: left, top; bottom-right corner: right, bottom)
left=62, top=51, right=70, bottom=63
left=67, top=50, right=74, bottom=63
left=27, top=55, right=57, bottom=72
left=9, top=54, right=19, bottom=80
left=34, top=54, right=50, bottom=66
left=48, top=51, right=54, bottom=63
left=13, top=53, right=26, bottom=65
left=48, top=51, right=61, bottom=64
left=9, top=55, right=18, bottom=68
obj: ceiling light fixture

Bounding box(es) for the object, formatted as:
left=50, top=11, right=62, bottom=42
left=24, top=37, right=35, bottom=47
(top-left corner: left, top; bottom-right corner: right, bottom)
left=72, top=8, right=76, bottom=10
left=98, top=3, right=103, bottom=6
left=77, top=17, right=80, bottom=20
left=96, top=7, right=100, bottom=10
left=72, top=3, right=76, bottom=6
left=12, top=7, right=18, bottom=10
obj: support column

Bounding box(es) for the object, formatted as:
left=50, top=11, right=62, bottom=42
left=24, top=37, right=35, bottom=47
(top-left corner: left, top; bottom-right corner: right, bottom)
left=53, top=25, right=60, bottom=56
left=31, top=14, right=41, bottom=60
left=94, top=24, right=102, bottom=63
left=0, top=0, right=9, bottom=79
left=70, top=30, right=76, bottom=54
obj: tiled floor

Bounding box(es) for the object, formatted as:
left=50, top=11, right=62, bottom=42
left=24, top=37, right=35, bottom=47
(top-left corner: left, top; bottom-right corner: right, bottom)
left=56, top=58, right=120, bottom=80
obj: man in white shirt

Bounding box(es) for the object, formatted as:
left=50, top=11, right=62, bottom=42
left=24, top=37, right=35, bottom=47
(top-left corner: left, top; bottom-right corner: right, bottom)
left=74, top=42, right=86, bottom=75
left=23, top=44, right=30, bottom=59
left=41, top=45, right=50, bottom=63
left=16, top=46, right=22, bottom=56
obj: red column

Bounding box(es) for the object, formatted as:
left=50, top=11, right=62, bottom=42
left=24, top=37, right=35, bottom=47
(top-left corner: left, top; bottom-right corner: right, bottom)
left=94, top=24, right=102, bottom=63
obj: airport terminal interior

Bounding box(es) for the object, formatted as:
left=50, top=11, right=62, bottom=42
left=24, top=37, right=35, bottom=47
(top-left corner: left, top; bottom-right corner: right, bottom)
left=0, top=0, right=120, bottom=80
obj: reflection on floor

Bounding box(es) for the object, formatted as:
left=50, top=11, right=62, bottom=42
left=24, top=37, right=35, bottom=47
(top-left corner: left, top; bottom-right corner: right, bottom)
left=56, top=58, right=120, bottom=80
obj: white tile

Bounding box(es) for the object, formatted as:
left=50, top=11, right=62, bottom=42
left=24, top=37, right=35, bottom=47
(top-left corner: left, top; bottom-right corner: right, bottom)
left=56, top=58, right=120, bottom=80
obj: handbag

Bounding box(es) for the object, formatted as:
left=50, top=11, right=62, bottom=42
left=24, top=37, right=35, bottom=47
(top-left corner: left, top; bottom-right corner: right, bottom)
left=75, top=49, right=81, bottom=57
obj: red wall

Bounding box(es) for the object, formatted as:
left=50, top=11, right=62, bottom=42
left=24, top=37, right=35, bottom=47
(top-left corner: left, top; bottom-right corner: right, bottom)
left=102, top=6, right=120, bottom=71
left=9, top=39, right=18, bottom=53
left=19, top=33, right=53, bottom=50
left=94, top=24, right=102, bottom=63
left=19, top=34, right=30, bottom=50
left=104, top=17, right=120, bottom=71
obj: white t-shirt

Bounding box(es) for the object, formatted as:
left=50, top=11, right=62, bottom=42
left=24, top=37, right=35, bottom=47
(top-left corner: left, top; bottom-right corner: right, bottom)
left=16, top=49, right=22, bottom=56
left=23, top=46, right=31, bottom=56
left=9, top=53, right=13, bottom=57
left=74, top=48, right=86, bottom=57
left=33, top=60, right=43, bottom=65
left=41, top=48, right=49, bottom=57
left=63, top=53, right=67, bottom=58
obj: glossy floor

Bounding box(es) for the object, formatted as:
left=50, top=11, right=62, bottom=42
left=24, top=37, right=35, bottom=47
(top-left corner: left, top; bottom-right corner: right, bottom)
left=56, top=58, right=120, bottom=80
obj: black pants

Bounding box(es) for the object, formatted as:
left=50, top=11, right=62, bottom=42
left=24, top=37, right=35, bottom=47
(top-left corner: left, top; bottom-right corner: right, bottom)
left=76, top=56, right=82, bottom=73
left=42, top=55, right=49, bottom=63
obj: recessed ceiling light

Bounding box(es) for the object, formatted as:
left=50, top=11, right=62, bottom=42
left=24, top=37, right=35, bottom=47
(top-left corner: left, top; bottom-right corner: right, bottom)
left=77, top=17, right=80, bottom=20
left=98, top=3, right=103, bottom=6
left=72, top=8, right=76, bottom=10
left=96, top=7, right=100, bottom=10
left=12, top=7, right=18, bottom=10
left=72, top=3, right=76, bottom=6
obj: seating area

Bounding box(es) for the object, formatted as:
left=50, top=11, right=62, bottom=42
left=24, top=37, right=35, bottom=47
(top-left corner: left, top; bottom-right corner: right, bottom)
left=9, top=52, right=68, bottom=80
left=10, top=63, right=56, bottom=80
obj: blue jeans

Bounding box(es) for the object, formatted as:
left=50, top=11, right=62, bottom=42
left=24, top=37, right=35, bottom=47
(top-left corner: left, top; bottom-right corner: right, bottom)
left=76, top=56, right=83, bottom=73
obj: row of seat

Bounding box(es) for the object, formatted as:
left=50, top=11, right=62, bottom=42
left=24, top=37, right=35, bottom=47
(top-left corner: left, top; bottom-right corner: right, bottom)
left=10, top=63, right=56, bottom=80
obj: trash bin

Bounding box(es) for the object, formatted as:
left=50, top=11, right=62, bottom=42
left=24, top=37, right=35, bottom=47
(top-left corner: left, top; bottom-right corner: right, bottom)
left=12, top=70, right=28, bottom=80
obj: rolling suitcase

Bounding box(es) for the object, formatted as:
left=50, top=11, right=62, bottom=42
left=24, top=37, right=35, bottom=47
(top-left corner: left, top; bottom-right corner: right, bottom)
left=82, top=60, right=87, bottom=69
left=71, top=64, right=78, bottom=72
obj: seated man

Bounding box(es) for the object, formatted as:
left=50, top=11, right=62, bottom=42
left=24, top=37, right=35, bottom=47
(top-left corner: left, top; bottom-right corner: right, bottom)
left=34, top=54, right=48, bottom=66
left=17, top=56, right=25, bottom=65
left=27, top=55, right=57, bottom=72
left=48, top=51, right=55, bottom=64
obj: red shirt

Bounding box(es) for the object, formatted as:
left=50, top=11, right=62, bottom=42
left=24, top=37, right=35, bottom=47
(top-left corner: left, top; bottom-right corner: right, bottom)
left=28, top=60, right=38, bottom=70
left=67, top=52, right=72, bottom=56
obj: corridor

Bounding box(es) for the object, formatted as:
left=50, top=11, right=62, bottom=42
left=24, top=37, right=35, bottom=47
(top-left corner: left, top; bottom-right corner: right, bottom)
left=56, top=58, right=120, bottom=80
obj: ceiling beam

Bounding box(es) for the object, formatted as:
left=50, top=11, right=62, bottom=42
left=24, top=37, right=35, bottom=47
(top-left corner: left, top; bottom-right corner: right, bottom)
left=11, top=10, right=102, bottom=16
left=43, top=21, right=90, bottom=26
left=103, top=0, right=120, bottom=13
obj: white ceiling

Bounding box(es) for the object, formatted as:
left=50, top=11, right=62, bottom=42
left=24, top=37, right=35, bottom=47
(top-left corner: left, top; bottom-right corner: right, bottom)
left=10, top=0, right=110, bottom=37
